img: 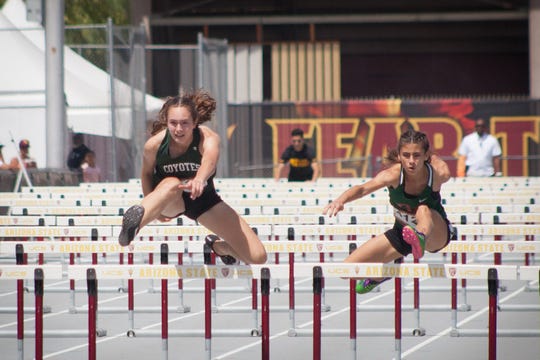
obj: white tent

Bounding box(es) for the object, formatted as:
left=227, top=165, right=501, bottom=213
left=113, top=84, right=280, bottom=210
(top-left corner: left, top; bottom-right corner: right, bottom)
left=0, top=0, right=163, bottom=167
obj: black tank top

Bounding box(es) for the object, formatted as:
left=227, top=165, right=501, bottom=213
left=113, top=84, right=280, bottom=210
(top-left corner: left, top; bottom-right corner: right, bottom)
left=152, top=128, right=216, bottom=192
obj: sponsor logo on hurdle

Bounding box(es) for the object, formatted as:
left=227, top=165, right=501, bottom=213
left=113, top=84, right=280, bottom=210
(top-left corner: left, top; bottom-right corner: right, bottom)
left=162, top=228, right=209, bottom=236
left=445, top=266, right=482, bottom=279
left=263, top=242, right=350, bottom=253
left=363, top=264, right=446, bottom=278
left=101, top=269, right=125, bottom=277
left=0, top=227, right=92, bottom=237
left=28, top=244, right=48, bottom=252
left=484, top=226, right=540, bottom=236
left=129, top=265, right=253, bottom=279
left=326, top=266, right=352, bottom=275
left=516, top=244, right=536, bottom=251
left=443, top=242, right=506, bottom=253
left=5, top=270, right=28, bottom=278
left=58, top=243, right=125, bottom=253
left=136, top=245, right=160, bottom=252
left=460, top=269, right=481, bottom=278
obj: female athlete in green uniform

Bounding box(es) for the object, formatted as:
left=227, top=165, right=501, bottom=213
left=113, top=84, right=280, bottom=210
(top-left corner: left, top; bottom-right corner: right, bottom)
left=323, top=129, right=454, bottom=293
left=118, top=89, right=267, bottom=265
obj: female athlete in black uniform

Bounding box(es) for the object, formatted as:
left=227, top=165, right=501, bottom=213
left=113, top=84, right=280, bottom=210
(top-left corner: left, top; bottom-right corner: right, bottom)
left=118, top=90, right=267, bottom=265
left=323, top=129, right=454, bottom=293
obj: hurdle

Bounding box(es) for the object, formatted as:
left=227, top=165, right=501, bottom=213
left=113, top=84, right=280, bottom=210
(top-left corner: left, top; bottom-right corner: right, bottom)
left=287, top=262, right=540, bottom=360
left=270, top=224, right=539, bottom=333
left=1, top=248, right=539, bottom=360
left=0, top=261, right=102, bottom=360
left=68, top=263, right=262, bottom=360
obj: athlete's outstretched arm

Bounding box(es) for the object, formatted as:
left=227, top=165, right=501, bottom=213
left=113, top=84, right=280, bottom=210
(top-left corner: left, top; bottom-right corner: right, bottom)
left=323, top=164, right=399, bottom=217
left=178, top=126, right=220, bottom=199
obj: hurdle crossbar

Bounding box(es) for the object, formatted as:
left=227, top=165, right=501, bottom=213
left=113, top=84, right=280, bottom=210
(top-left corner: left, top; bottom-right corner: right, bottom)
left=1, top=239, right=539, bottom=255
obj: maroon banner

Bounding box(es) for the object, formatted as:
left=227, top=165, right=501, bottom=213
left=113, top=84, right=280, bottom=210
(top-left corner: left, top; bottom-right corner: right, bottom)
left=262, top=99, right=540, bottom=177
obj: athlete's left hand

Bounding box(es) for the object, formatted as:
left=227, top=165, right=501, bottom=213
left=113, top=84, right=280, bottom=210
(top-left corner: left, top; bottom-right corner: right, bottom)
left=323, top=200, right=344, bottom=217
left=179, top=178, right=207, bottom=199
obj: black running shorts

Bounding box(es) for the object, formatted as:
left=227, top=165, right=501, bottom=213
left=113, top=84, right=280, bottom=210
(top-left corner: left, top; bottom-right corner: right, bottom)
left=384, top=219, right=455, bottom=257
left=180, top=190, right=223, bottom=220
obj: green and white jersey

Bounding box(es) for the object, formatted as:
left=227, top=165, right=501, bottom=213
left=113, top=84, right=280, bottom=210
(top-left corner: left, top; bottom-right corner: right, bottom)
left=388, top=163, right=447, bottom=229
left=152, top=127, right=216, bottom=192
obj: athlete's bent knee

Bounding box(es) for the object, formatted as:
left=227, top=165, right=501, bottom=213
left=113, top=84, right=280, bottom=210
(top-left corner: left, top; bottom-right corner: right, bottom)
left=249, top=249, right=267, bottom=264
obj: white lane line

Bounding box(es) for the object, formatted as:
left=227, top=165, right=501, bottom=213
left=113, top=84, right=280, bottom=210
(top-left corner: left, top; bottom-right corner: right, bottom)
left=0, top=279, right=194, bottom=329
left=43, top=284, right=250, bottom=359
left=215, top=280, right=393, bottom=359
left=0, top=280, right=70, bottom=297
left=0, top=284, right=154, bottom=329
left=398, top=282, right=536, bottom=359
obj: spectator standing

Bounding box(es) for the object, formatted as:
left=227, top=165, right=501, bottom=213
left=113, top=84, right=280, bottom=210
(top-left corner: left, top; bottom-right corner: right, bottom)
left=457, top=118, right=502, bottom=177
left=67, top=133, right=91, bottom=171
left=81, top=150, right=102, bottom=182
left=0, top=144, right=13, bottom=170
left=274, top=128, right=320, bottom=182
left=9, top=139, right=37, bottom=169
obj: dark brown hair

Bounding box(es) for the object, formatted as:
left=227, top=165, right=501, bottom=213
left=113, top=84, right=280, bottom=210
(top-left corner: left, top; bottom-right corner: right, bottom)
left=151, top=89, right=217, bottom=135
left=385, top=129, right=431, bottom=164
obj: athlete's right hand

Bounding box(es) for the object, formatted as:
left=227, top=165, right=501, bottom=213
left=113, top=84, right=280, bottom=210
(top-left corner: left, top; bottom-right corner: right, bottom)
left=323, top=200, right=344, bottom=217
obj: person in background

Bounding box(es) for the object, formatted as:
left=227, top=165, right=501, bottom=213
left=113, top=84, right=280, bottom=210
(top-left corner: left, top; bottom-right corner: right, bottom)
left=274, top=128, right=320, bottom=182
left=323, top=129, right=454, bottom=294
left=67, top=133, right=91, bottom=171
left=117, top=89, right=267, bottom=265
left=0, top=144, right=13, bottom=170
left=9, top=139, right=37, bottom=169
left=81, top=150, right=102, bottom=182
left=457, top=118, right=502, bottom=177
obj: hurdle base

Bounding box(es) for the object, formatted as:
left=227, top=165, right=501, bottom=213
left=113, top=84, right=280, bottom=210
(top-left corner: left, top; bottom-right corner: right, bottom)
left=403, top=285, right=507, bottom=293
left=357, top=304, right=470, bottom=312
left=70, top=306, right=192, bottom=314
left=0, top=305, right=52, bottom=314
left=282, top=285, right=380, bottom=294
left=288, top=328, right=420, bottom=337
left=0, top=329, right=107, bottom=338
left=180, top=286, right=252, bottom=293
left=450, top=329, right=540, bottom=337
left=127, top=328, right=260, bottom=338
left=214, top=304, right=331, bottom=313
left=175, top=305, right=191, bottom=313
left=25, top=286, right=126, bottom=294
left=498, top=304, right=540, bottom=312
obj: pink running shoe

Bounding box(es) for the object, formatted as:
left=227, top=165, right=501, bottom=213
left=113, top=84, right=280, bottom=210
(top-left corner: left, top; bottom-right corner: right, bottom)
left=402, top=225, right=426, bottom=259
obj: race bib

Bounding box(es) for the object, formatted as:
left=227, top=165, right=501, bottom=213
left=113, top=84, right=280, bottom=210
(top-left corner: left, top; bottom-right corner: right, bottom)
left=393, top=208, right=417, bottom=227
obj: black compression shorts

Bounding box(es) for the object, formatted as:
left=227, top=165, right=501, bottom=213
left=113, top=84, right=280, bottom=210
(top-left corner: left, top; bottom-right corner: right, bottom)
left=384, top=219, right=455, bottom=257
left=179, top=190, right=223, bottom=220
